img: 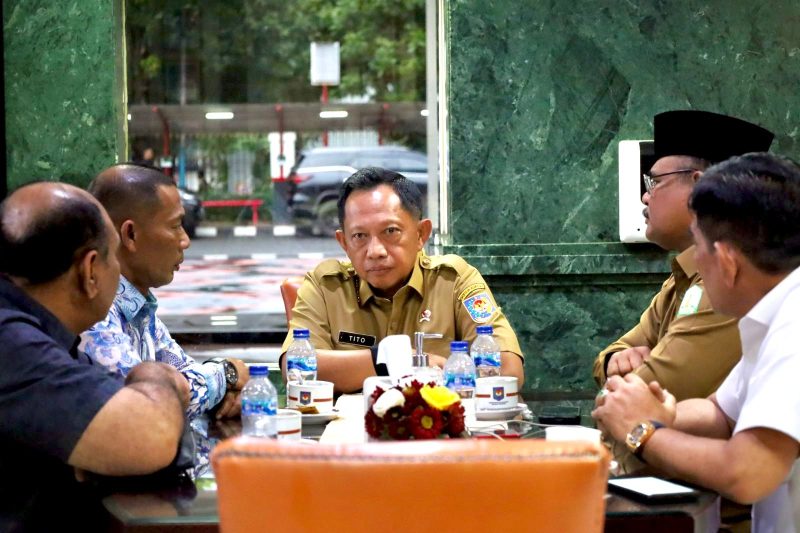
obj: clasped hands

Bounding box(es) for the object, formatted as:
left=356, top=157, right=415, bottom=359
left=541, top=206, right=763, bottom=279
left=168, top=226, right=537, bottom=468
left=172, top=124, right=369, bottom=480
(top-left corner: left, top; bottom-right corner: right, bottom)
left=592, top=373, right=677, bottom=443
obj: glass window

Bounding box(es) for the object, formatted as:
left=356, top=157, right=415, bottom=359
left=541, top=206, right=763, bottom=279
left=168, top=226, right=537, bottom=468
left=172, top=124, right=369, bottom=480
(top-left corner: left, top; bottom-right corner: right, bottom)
left=124, top=0, right=430, bottom=374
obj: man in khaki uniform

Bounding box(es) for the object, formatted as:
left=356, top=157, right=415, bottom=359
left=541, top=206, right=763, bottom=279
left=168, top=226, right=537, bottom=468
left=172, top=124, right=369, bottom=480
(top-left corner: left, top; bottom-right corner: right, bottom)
left=593, top=110, right=773, bottom=401
left=281, top=167, right=524, bottom=393
left=594, top=111, right=773, bottom=492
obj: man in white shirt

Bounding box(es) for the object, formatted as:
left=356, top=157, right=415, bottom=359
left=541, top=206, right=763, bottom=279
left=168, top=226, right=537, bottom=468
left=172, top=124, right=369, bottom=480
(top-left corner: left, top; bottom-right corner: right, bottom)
left=593, top=152, right=800, bottom=532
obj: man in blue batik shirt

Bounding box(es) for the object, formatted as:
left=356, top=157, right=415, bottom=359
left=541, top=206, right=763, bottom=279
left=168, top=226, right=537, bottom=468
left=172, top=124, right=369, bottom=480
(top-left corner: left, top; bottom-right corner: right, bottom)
left=81, top=164, right=249, bottom=418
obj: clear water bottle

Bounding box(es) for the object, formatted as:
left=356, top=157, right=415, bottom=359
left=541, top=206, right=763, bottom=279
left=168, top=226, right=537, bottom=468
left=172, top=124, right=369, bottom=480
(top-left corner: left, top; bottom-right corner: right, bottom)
left=444, top=341, right=477, bottom=399
left=286, top=328, right=317, bottom=382
left=471, top=325, right=501, bottom=378
left=241, top=365, right=278, bottom=438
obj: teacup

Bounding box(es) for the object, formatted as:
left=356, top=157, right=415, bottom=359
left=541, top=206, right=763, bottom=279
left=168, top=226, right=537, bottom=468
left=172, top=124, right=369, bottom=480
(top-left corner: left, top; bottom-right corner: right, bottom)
left=545, top=425, right=602, bottom=444
left=276, top=409, right=302, bottom=440
left=287, top=380, right=335, bottom=414
left=475, top=376, right=518, bottom=411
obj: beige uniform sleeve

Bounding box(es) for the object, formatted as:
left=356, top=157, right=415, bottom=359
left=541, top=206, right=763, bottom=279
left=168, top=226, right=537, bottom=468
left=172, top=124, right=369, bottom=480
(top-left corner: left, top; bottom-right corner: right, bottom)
left=592, top=280, right=741, bottom=401
left=281, top=272, right=335, bottom=353
left=454, top=264, right=523, bottom=359
left=631, top=301, right=740, bottom=401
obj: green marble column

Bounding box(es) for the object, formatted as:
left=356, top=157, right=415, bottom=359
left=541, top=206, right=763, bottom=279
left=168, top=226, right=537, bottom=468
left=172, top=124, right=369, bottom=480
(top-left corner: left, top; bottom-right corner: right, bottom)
left=4, top=0, right=126, bottom=190
left=444, top=0, right=800, bottom=397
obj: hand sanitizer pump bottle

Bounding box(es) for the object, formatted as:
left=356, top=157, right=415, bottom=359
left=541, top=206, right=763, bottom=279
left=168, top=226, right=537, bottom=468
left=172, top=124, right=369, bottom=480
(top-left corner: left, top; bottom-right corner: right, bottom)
left=411, top=331, right=444, bottom=386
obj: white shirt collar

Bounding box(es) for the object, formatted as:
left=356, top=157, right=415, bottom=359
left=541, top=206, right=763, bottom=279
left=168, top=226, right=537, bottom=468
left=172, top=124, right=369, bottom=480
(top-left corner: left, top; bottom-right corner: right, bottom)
left=743, top=265, right=800, bottom=328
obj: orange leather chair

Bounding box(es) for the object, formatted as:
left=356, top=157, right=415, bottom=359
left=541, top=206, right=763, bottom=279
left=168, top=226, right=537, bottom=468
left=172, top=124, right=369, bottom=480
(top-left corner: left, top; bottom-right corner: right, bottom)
left=212, top=437, right=609, bottom=533
left=280, top=277, right=304, bottom=322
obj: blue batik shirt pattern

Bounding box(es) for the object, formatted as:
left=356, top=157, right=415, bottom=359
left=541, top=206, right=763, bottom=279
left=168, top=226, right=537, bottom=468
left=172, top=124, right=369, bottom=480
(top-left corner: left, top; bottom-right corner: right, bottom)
left=79, top=276, right=225, bottom=418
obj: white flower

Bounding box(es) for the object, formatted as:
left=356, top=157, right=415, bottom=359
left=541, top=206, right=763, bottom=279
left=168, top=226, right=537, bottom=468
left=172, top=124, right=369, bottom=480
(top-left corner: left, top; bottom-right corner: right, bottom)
left=372, top=388, right=406, bottom=418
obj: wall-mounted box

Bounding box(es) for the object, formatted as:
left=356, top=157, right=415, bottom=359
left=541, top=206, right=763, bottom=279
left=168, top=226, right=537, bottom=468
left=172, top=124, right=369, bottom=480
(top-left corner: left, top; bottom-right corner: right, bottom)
left=618, top=140, right=654, bottom=243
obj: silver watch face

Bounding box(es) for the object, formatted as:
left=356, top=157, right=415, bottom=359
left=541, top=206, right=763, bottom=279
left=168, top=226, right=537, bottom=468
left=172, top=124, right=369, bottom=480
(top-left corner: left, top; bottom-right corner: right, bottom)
left=629, top=423, right=647, bottom=441
left=223, top=361, right=237, bottom=387
left=626, top=422, right=649, bottom=451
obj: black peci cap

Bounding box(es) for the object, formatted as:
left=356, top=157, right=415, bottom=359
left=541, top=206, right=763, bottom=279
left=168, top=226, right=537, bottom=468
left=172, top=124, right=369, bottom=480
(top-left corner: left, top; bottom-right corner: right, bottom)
left=653, top=110, right=774, bottom=164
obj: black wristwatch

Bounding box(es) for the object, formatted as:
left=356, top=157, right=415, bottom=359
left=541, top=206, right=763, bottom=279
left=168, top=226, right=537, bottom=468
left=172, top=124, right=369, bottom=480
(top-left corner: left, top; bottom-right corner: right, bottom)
left=207, top=357, right=238, bottom=391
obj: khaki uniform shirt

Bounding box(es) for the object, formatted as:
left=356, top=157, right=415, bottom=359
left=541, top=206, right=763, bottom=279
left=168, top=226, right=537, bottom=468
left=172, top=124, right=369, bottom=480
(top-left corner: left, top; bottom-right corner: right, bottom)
left=594, top=246, right=743, bottom=475
left=592, top=246, right=741, bottom=401
left=281, top=252, right=523, bottom=359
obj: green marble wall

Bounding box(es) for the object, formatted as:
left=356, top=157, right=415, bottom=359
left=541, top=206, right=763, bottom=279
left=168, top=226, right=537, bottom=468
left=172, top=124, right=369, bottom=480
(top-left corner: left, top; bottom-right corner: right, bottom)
left=444, top=0, right=800, bottom=397
left=4, top=0, right=126, bottom=190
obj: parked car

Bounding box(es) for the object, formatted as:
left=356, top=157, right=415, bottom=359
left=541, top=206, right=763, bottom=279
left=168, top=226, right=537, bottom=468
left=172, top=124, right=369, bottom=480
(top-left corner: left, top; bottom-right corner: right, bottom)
left=288, top=146, right=428, bottom=236
left=179, top=187, right=205, bottom=238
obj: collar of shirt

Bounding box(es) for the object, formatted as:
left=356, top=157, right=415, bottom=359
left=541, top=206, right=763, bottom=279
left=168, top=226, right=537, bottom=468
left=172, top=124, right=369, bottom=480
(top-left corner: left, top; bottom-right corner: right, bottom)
left=115, top=275, right=159, bottom=323
left=672, top=246, right=699, bottom=281
left=740, top=265, right=800, bottom=339
left=355, top=251, right=426, bottom=306
left=0, top=275, right=78, bottom=353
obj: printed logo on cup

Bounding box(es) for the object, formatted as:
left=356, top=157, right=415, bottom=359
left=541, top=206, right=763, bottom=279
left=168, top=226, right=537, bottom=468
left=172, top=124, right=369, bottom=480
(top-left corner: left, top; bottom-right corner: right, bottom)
left=476, top=376, right=518, bottom=411
left=300, top=391, right=312, bottom=405
left=287, top=380, right=335, bottom=413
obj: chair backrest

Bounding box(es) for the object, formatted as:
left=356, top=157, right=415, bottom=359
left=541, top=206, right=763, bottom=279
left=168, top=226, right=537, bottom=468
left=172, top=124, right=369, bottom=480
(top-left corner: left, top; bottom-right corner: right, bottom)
left=212, top=437, right=609, bottom=533
left=279, top=277, right=303, bottom=322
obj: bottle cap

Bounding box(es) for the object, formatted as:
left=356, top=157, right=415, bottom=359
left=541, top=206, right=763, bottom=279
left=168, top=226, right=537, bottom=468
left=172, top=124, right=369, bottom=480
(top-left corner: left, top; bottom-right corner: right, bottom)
left=249, top=365, right=269, bottom=376
left=450, top=341, right=469, bottom=352
left=293, top=329, right=310, bottom=339
left=476, top=325, right=494, bottom=335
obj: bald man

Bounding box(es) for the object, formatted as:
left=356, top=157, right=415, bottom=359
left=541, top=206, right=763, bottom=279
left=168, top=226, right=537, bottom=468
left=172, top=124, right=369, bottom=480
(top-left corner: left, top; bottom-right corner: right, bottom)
left=0, top=182, right=187, bottom=531
left=80, top=164, right=249, bottom=419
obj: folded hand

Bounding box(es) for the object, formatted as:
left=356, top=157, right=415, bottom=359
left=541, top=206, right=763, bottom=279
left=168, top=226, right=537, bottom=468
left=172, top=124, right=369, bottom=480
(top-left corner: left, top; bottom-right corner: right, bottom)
left=592, top=374, right=676, bottom=442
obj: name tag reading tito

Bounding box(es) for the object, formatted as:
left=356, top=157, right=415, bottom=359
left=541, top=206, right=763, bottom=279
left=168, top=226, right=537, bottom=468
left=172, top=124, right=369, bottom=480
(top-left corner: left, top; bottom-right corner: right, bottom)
left=338, top=331, right=376, bottom=348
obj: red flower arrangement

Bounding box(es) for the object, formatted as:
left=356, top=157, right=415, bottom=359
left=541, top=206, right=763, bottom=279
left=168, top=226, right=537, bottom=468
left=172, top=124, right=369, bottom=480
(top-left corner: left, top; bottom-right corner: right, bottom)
left=365, top=380, right=467, bottom=440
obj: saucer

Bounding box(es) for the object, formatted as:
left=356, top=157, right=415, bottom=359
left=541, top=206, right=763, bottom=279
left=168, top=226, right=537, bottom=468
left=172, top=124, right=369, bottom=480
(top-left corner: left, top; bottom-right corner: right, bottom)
left=475, top=403, right=526, bottom=421
left=300, top=409, right=340, bottom=425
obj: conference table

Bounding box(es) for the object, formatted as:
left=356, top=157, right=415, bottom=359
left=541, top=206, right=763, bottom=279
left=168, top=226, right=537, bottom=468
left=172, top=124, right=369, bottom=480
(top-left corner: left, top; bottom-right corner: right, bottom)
left=101, top=396, right=720, bottom=533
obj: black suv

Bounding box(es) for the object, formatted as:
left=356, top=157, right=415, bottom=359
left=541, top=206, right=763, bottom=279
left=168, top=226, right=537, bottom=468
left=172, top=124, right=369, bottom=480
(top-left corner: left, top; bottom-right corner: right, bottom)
left=179, top=187, right=204, bottom=238
left=288, top=146, right=428, bottom=236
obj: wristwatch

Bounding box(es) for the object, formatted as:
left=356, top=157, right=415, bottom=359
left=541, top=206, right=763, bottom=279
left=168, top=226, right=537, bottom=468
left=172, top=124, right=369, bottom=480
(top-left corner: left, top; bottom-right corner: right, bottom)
left=626, top=420, right=664, bottom=458
left=208, top=357, right=238, bottom=391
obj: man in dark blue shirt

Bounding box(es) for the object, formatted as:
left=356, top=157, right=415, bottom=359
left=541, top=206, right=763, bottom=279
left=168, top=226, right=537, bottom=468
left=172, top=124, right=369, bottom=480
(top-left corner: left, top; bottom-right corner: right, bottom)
left=0, top=182, right=188, bottom=531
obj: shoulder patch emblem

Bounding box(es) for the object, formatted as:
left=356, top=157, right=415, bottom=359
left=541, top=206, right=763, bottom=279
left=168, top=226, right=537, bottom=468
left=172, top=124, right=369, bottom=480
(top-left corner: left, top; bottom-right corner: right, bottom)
left=457, top=283, right=486, bottom=302
left=677, top=284, right=703, bottom=317
left=462, top=291, right=497, bottom=323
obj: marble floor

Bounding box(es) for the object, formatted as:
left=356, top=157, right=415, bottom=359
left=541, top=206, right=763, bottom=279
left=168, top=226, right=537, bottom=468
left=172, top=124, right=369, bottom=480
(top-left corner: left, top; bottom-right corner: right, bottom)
left=154, top=254, right=344, bottom=335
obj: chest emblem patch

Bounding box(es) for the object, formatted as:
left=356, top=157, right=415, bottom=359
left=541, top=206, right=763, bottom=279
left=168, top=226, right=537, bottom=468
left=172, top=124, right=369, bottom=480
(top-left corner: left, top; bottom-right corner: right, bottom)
left=677, top=284, right=703, bottom=317
left=462, top=291, right=497, bottom=323
left=419, top=309, right=432, bottom=322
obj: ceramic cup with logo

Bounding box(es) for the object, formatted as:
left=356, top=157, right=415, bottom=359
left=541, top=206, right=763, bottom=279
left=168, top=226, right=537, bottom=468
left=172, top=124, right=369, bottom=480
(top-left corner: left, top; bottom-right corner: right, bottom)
left=287, top=380, right=335, bottom=413
left=276, top=408, right=302, bottom=440
left=475, top=376, right=518, bottom=411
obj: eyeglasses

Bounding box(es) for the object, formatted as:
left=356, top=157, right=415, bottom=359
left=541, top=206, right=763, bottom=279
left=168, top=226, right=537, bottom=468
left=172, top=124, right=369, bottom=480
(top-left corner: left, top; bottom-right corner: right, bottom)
left=642, top=169, right=698, bottom=194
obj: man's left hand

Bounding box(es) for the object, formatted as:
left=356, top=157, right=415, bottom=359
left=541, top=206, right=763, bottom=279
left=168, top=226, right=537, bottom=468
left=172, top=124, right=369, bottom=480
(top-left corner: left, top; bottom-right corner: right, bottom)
left=228, top=358, right=250, bottom=390
left=214, top=390, right=242, bottom=420
left=592, top=374, right=676, bottom=442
